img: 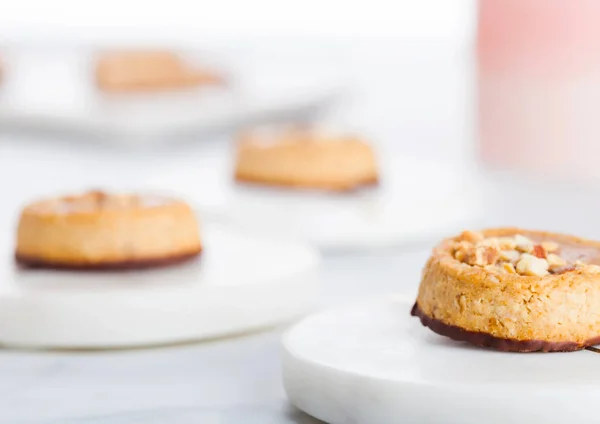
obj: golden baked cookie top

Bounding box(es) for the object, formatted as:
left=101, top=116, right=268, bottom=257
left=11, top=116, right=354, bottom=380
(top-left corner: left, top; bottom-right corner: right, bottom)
left=22, top=190, right=175, bottom=216
left=442, top=228, right=600, bottom=280
left=238, top=127, right=371, bottom=151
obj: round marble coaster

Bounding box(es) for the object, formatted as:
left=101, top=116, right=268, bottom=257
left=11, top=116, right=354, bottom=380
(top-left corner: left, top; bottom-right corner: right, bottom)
left=0, top=224, right=319, bottom=349
left=282, top=297, right=600, bottom=424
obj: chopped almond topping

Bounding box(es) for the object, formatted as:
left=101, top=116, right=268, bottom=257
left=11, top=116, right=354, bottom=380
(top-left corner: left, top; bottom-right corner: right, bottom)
left=465, top=246, right=499, bottom=267
left=453, top=241, right=472, bottom=262
left=514, top=234, right=533, bottom=246
left=532, top=244, right=547, bottom=259
left=502, top=262, right=517, bottom=274
left=541, top=241, right=559, bottom=253
left=454, top=249, right=467, bottom=262
left=479, top=237, right=498, bottom=248
left=547, top=253, right=566, bottom=270
left=500, top=249, right=520, bottom=262
left=484, top=246, right=500, bottom=266
left=460, top=230, right=484, bottom=243
left=553, top=265, right=576, bottom=275
left=452, top=232, right=580, bottom=277
left=497, top=237, right=517, bottom=250
left=514, top=235, right=534, bottom=253
left=516, top=253, right=549, bottom=276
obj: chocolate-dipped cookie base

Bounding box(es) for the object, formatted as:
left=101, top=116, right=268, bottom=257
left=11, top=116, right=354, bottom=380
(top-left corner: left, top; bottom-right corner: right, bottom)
left=234, top=174, right=380, bottom=192
left=411, top=302, right=600, bottom=353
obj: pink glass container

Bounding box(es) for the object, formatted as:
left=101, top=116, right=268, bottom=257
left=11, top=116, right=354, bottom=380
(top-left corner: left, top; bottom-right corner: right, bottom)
left=478, top=0, right=600, bottom=179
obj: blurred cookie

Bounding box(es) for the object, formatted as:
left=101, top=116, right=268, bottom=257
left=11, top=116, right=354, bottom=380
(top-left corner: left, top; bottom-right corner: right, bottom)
left=15, top=191, right=202, bottom=270
left=95, top=50, right=222, bottom=92
left=234, top=128, right=379, bottom=191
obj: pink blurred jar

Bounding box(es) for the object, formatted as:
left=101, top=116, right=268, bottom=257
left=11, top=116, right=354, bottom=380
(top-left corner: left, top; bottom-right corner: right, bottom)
left=478, top=0, right=600, bottom=178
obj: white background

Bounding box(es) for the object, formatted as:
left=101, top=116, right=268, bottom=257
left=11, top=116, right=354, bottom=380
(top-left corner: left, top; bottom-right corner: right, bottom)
left=0, top=1, right=474, bottom=40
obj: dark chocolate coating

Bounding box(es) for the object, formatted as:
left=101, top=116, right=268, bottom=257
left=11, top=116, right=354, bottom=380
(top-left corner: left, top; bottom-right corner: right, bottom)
left=234, top=175, right=380, bottom=193
left=411, top=302, right=600, bottom=353
left=15, top=249, right=201, bottom=272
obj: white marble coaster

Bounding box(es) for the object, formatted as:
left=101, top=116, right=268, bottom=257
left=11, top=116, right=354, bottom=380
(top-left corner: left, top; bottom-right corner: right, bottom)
left=0, top=224, right=319, bottom=349
left=282, top=297, right=600, bottom=424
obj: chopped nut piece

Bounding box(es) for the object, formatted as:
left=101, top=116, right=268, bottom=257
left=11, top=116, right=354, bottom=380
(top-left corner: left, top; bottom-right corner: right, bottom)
left=546, top=253, right=566, bottom=268
left=453, top=232, right=571, bottom=277
left=465, top=247, right=483, bottom=266
left=500, top=249, right=520, bottom=262
left=532, top=244, right=547, bottom=259
left=456, top=241, right=472, bottom=250
left=460, top=230, right=484, bottom=243
left=552, top=265, right=576, bottom=275
left=514, top=234, right=534, bottom=253
left=480, top=237, right=499, bottom=248
left=517, top=244, right=534, bottom=253
left=502, top=262, right=517, bottom=274
left=454, top=249, right=467, bottom=262
left=464, top=246, right=500, bottom=267
left=453, top=241, right=472, bottom=262
left=497, top=237, right=517, bottom=250
left=461, top=247, right=478, bottom=266
left=514, top=234, right=533, bottom=245
left=469, top=249, right=486, bottom=267
left=541, top=241, right=559, bottom=253
left=484, top=246, right=501, bottom=266
left=516, top=253, right=549, bottom=276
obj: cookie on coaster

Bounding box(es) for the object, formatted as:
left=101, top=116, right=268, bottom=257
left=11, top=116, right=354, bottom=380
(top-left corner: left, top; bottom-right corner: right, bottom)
left=15, top=191, right=202, bottom=270
left=95, top=50, right=222, bottom=92
left=234, top=127, right=379, bottom=192
left=412, top=228, right=600, bottom=352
